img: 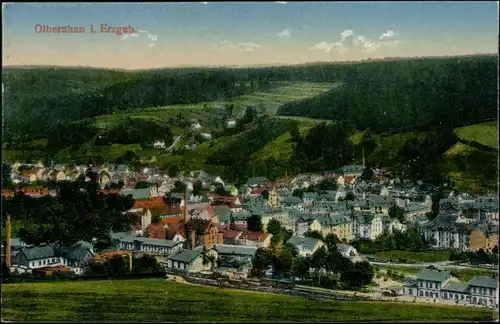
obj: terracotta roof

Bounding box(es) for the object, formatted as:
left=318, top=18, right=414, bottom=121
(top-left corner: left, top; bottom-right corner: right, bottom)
left=2, top=188, right=50, bottom=197
left=100, top=189, right=121, bottom=195
left=151, top=204, right=182, bottom=217
left=34, top=265, right=72, bottom=273
left=220, top=229, right=243, bottom=239
left=207, top=205, right=216, bottom=217
left=343, top=176, right=356, bottom=183
left=146, top=223, right=166, bottom=240
left=134, top=196, right=165, bottom=208
left=160, top=216, right=183, bottom=225
left=240, top=231, right=270, bottom=241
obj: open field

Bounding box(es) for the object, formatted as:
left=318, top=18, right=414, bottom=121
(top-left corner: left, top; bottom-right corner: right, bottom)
left=214, top=82, right=339, bottom=116
left=374, top=250, right=451, bottom=263
left=455, top=121, right=498, bottom=149
left=2, top=279, right=496, bottom=322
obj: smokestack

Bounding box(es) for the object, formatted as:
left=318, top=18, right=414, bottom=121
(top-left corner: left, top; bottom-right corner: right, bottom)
left=183, top=186, right=189, bottom=223
left=190, top=230, right=196, bottom=250
left=6, top=215, right=11, bottom=267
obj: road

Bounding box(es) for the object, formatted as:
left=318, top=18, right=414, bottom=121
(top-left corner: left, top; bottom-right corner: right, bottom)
left=167, top=135, right=182, bottom=150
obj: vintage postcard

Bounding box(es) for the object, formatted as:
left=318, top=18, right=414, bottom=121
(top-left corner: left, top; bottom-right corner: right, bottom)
left=1, top=1, right=499, bottom=322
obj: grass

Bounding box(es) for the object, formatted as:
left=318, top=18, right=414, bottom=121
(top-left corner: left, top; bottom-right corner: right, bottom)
left=1, top=279, right=496, bottom=322
left=455, top=121, right=498, bottom=148
left=374, top=250, right=451, bottom=263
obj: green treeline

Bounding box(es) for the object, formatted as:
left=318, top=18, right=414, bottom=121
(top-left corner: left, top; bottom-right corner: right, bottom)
left=277, top=55, right=498, bottom=133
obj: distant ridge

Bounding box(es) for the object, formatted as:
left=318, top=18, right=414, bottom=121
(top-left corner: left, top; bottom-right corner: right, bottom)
left=2, top=53, right=496, bottom=72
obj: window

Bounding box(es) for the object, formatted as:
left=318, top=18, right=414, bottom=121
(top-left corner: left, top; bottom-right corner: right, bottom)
left=419, top=281, right=423, bottom=288
left=408, top=289, right=413, bottom=295
left=473, top=287, right=477, bottom=293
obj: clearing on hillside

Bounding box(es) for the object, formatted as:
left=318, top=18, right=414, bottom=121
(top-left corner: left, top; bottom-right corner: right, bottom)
left=455, top=121, right=498, bottom=149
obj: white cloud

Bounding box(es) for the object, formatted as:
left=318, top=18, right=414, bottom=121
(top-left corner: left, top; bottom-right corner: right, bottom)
left=120, top=29, right=157, bottom=47
left=340, top=29, right=355, bottom=42
left=200, top=1, right=208, bottom=4
left=276, top=28, right=291, bottom=38
left=379, top=30, right=398, bottom=41
left=213, top=40, right=263, bottom=52
left=275, top=1, right=288, bottom=4
left=310, top=29, right=401, bottom=54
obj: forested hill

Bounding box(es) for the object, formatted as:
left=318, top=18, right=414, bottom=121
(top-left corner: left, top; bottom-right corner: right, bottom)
left=277, top=55, right=498, bottom=134
left=2, top=54, right=497, bottom=142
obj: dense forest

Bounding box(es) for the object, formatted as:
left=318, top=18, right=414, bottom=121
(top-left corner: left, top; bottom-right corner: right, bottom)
left=3, top=55, right=497, bottom=143
left=277, top=55, right=498, bottom=133
left=2, top=68, right=271, bottom=142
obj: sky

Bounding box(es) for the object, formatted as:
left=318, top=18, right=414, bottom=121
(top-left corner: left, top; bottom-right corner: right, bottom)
left=2, top=2, right=498, bottom=69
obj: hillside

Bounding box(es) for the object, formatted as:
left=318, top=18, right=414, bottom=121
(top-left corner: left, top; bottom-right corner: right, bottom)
left=2, top=279, right=496, bottom=322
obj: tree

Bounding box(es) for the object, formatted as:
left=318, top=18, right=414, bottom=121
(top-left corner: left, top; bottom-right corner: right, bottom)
left=290, top=125, right=301, bottom=142
left=247, top=215, right=263, bottom=232
left=243, top=106, right=257, bottom=124
left=135, top=181, right=151, bottom=189
left=151, top=215, right=161, bottom=224
left=172, top=181, right=186, bottom=193
left=2, top=162, right=13, bottom=188
left=266, top=219, right=282, bottom=236
left=305, top=230, right=324, bottom=241
left=192, top=180, right=203, bottom=196
left=250, top=247, right=272, bottom=278
left=324, top=233, right=340, bottom=249
left=292, top=255, right=310, bottom=280
left=388, top=204, right=405, bottom=223
left=310, top=246, right=328, bottom=272
left=214, top=184, right=230, bottom=196
left=318, top=179, right=337, bottom=191
left=168, top=164, right=180, bottom=178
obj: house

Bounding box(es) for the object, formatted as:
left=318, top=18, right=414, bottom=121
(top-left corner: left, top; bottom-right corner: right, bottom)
left=286, top=235, right=324, bottom=257
left=335, top=165, right=364, bottom=178
left=267, top=187, right=281, bottom=208
left=20, top=169, right=38, bottom=183
left=466, top=275, right=499, bottom=307
left=200, top=133, right=212, bottom=140
left=351, top=213, right=384, bottom=241
left=247, top=177, right=269, bottom=188
left=261, top=211, right=293, bottom=232
left=55, top=170, right=66, bottom=181
left=403, top=268, right=455, bottom=300
left=14, top=244, right=66, bottom=270
left=237, top=231, right=272, bottom=248
left=166, top=248, right=218, bottom=272
left=468, top=225, right=499, bottom=252
left=121, top=187, right=159, bottom=200
left=404, top=203, right=432, bottom=220
left=335, top=244, right=359, bottom=258
left=184, top=218, right=224, bottom=249
left=295, top=219, right=322, bottom=237
left=302, top=192, right=317, bottom=206
left=190, top=120, right=202, bottom=131
left=225, top=118, right=236, bottom=128
left=315, top=214, right=353, bottom=243
left=386, top=218, right=408, bottom=234
left=214, top=244, right=258, bottom=269
left=219, top=229, right=243, bottom=245
left=153, top=140, right=166, bottom=149
left=62, top=241, right=94, bottom=275
left=140, top=238, right=183, bottom=255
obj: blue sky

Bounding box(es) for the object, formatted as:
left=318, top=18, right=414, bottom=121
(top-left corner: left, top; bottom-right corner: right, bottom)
left=2, top=2, right=498, bottom=69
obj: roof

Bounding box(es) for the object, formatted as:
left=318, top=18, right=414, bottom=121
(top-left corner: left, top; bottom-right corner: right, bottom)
left=467, top=275, right=499, bottom=289
left=146, top=223, right=166, bottom=239
left=415, top=268, right=451, bottom=282
left=220, top=229, right=243, bottom=239
left=142, top=238, right=182, bottom=248
left=121, top=188, right=151, bottom=200
left=212, top=205, right=232, bottom=223
left=442, top=282, right=468, bottom=293
left=63, top=243, right=93, bottom=261
left=168, top=249, right=203, bottom=263
left=20, top=244, right=57, bottom=261
left=120, top=236, right=147, bottom=243
left=247, top=177, right=269, bottom=187
left=160, top=216, right=183, bottom=225
left=214, top=244, right=258, bottom=257
left=134, top=197, right=165, bottom=209
left=240, top=231, right=270, bottom=242
left=336, top=244, right=355, bottom=254
left=287, top=235, right=320, bottom=251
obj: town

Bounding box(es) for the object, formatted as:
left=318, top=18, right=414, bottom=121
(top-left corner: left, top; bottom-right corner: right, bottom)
left=2, top=160, right=498, bottom=309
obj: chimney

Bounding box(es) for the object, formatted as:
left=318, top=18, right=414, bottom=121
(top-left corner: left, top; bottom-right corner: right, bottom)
left=183, top=186, right=189, bottom=223
left=190, top=230, right=196, bottom=250
left=6, top=215, right=11, bottom=267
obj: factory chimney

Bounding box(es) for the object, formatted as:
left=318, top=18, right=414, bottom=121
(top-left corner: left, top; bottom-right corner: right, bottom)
left=6, top=215, right=12, bottom=267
